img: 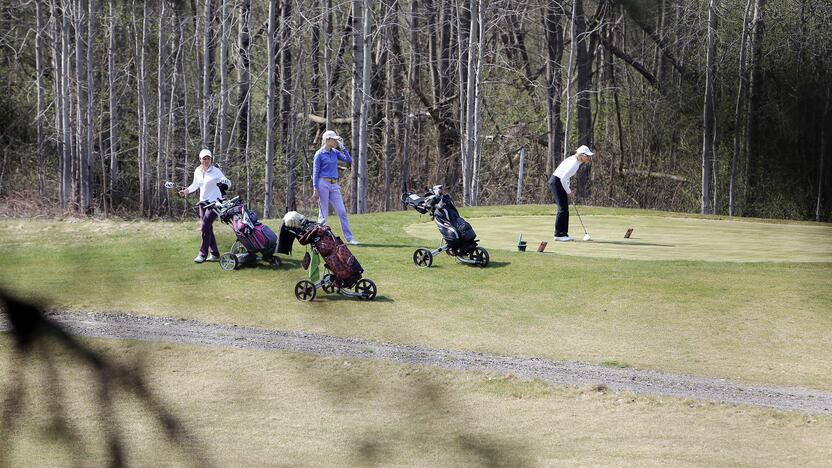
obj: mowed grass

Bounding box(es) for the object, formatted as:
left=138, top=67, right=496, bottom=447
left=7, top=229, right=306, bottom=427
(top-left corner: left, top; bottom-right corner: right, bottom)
left=2, top=336, right=831, bottom=467
left=1, top=206, right=831, bottom=389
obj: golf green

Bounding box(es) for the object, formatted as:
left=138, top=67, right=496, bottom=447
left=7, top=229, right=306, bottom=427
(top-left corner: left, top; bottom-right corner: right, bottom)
left=405, top=214, right=832, bottom=262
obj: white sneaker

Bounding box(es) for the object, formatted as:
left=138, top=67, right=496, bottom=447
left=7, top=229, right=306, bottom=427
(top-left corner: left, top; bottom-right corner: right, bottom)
left=554, top=236, right=574, bottom=242
left=194, top=255, right=206, bottom=263
left=206, top=254, right=219, bottom=262
left=348, top=239, right=360, bottom=245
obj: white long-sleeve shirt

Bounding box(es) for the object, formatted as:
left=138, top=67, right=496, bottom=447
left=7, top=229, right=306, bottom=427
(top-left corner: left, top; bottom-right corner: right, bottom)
left=553, top=156, right=582, bottom=194
left=186, top=165, right=229, bottom=203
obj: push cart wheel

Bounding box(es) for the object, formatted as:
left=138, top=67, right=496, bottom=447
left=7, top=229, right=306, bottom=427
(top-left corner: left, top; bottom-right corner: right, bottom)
left=231, top=241, right=247, bottom=255
left=294, top=280, right=317, bottom=301
left=220, top=253, right=239, bottom=271
left=470, top=247, right=490, bottom=267
left=321, top=273, right=339, bottom=294
left=269, top=256, right=282, bottom=268
left=355, top=278, right=377, bottom=301
left=413, top=248, right=433, bottom=268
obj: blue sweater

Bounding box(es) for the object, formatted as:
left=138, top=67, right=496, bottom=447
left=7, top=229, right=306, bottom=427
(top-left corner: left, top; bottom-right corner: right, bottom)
left=312, top=147, right=352, bottom=189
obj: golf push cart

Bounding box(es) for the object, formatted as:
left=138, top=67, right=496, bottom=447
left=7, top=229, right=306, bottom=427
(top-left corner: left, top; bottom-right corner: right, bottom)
left=279, top=212, right=378, bottom=301
left=401, top=185, right=489, bottom=268
left=203, top=196, right=283, bottom=271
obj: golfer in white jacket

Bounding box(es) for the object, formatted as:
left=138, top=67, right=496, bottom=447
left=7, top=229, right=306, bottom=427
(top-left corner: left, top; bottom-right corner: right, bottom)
left=547, top=145, right=594, bottom=241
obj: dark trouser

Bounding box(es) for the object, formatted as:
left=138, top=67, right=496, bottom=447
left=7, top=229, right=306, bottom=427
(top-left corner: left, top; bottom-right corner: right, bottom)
left=198, top=203, right=220, bottom=257
left=547, top=175, right=569, bottom=237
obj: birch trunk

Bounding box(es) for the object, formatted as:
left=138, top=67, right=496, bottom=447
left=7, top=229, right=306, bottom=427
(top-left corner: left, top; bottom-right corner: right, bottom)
left=107, top=0, right=117, bottom=212
left=357, top=0, right=371, bottom=213
left=35, top=0, right=46, bottom=196
left=201, top=0, right=215, bottom=147
left=264, top=0, right=277, bottom=217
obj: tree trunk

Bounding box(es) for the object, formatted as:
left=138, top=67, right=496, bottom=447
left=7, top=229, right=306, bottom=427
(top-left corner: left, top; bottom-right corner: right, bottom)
left=350, top=0, right=363, bottom=213
left=138, top=0, right=150, bottom=215
left=701, top=0, right=718, bottom=215
left=574, top=0, right=593, bottom=202
left=357, top=0, right=371, bottom=213
left=218, top=0, right=229, bottom=159
left=107, top=0, right=118, bottom=212
left=264, top=0, right=277, bottom=217
left=201, top=0, right=215, bottom=148
left=463, top=0, right=478, bottom=205
left=322, top=0, right=332, bottom=127
left=35, top=0, right=46, bottom=196
left=157, top=1, right=167, bottom=212
left=543, top=1, right=564, bottom=177
left=237, top=0, right=252, bottom=201
left=75, top=0, right=92, bottom=213
left=471, top=0, right=486, bottom=205
left=86, top=0, right=97, bottom=214
left=281, top=0, right=296, bottom=212
left=730, top=0, right=753, bottom=216
left=743, top=0, right=766, bottom=213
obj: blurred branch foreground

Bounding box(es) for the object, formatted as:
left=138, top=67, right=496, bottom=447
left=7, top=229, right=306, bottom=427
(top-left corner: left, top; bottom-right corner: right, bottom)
left=0, top=291, right=213, bottom=467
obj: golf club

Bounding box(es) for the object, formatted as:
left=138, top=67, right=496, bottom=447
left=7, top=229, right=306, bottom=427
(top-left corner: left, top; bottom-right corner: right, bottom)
left=572, top=202, right=592, bottom=241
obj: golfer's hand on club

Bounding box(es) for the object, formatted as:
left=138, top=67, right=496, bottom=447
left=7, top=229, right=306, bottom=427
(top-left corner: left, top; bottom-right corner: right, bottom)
left=178, top=188, right=188, bottom=197
left=311, top=190, right=319, bottom=202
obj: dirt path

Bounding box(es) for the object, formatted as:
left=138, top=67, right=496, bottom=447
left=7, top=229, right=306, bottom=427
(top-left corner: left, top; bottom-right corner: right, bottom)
left=4, top=311, right=831, bottom=415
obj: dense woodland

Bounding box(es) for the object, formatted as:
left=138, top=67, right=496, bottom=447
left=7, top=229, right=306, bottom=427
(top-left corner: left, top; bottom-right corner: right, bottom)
left=0, top=0, right=830, bottom=220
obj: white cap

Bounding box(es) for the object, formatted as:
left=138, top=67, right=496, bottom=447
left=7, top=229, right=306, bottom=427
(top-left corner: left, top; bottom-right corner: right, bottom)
left=576, top=145, right=594, bottom=156
left=321, top=130, right=342, bottom=145
left=199, top=148, right=213, bottom=159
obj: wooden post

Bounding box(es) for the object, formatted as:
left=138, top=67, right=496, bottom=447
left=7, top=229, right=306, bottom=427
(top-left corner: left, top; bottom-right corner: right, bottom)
left=516, top=147, right=525, bottom=204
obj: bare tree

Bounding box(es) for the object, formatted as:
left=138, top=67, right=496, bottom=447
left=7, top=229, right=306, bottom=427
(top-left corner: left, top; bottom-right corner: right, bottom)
left=201, top=0, right=215, bottom=147
left=156, top=1, right=167, bottom=211
left=35, top=0, right=46, bottom=196
left=730, top=0, right=753, bottom=216
left=543, top=1, right=565, bottom=176
left=701, top=0, right=718, bottom=214
left=107, top=0, right=118, bottom=212
left=743, top=0, right=766, bottom=211
left=264, top=0, right=278, bottom=217
left=237, top=0, right=252, bottom=201
left=356, top=0, right=371, bottom=213
left=218, top=0, right=229, bottom=160
left=281, top=0, right=296, bottom=211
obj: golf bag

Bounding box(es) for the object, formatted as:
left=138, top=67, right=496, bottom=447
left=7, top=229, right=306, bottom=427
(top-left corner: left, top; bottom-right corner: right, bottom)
left=221, top=204, right=277, bottom=256
left=207, top=197, right=280, bottom=270
left=402, top=189, right=477, bottom=255
left=282, top=221, right=364, bottom=289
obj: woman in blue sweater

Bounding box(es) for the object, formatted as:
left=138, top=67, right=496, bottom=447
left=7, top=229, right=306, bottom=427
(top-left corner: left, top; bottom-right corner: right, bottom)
left=311, top=130, right=358, bottom=245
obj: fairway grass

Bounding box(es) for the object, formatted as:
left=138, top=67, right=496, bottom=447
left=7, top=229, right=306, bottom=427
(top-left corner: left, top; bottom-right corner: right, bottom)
left=1, top=206, right=831, bottom=391
left=406, top=214, right=832, bottom=262
left=2, top=337, right=831, bottom=466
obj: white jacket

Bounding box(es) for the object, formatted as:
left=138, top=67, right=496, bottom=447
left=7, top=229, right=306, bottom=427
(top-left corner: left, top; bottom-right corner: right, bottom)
left=186, top=165, right=230, bottom=203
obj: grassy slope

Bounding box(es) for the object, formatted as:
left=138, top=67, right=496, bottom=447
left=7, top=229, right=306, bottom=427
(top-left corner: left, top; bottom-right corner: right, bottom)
left=1, top=206, right=830, bottom=389
left=2, top=337, right=830, bottom=467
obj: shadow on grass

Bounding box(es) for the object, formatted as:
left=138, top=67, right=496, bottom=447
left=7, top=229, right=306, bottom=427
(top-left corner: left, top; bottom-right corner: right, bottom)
left=305, top=294, right=395, bottom=303
left=0, top=290, right=214, bottom=467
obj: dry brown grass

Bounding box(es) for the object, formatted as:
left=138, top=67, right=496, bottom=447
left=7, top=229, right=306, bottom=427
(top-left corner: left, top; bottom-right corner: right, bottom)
left=2, top=337, right=830, bottom=466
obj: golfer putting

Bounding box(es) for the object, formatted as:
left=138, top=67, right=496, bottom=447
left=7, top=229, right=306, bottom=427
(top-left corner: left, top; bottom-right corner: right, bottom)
left=548, top=145, right=594, bottom=242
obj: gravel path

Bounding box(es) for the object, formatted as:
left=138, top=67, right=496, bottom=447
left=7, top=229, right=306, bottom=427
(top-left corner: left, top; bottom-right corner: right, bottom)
left=4, top=311, right=831, bottom=415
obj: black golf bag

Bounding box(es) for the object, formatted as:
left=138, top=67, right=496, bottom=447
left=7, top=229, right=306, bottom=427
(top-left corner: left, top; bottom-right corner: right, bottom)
left=402, top=190, right=478, bottom=255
